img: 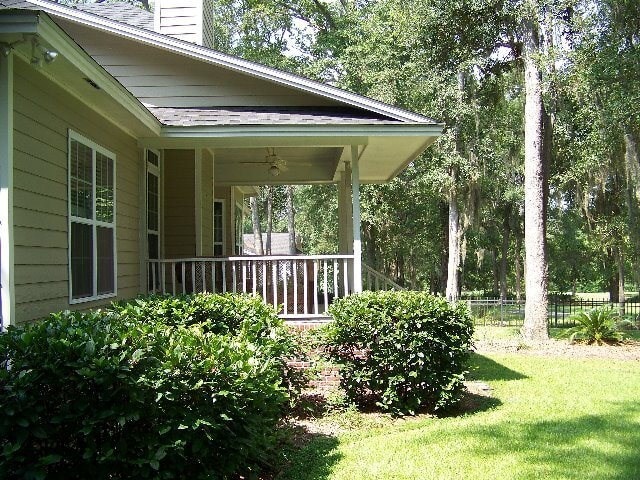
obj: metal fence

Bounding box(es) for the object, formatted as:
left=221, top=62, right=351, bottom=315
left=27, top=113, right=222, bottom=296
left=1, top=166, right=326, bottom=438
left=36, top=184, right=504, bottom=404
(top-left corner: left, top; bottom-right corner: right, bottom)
left=467, top=298, right=640, bottom=328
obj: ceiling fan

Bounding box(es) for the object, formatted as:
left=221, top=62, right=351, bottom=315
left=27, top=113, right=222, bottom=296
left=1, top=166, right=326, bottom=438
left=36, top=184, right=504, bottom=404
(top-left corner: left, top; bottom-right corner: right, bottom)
left=240, top=148, right=311, bottom=176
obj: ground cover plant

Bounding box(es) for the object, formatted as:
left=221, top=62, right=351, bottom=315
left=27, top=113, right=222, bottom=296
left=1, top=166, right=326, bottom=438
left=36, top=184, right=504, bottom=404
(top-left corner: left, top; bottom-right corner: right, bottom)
left=565, top=306, right=629, bottom=344
left=322, top=291, right=474, bottom=415
left=280, top=329, right=640, bottom=479
left=0, top=294, right=302, bottom=479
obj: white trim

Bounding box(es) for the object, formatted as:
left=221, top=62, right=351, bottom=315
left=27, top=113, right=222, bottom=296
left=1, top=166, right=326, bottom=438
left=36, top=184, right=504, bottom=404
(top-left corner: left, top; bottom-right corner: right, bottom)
left=0, top=51, right=14, bottom=329
left=68, top=129, right=118, bottom=304
left=14, top=1, right=437, bottom=124
left=213, top=198, right=225, bottom=256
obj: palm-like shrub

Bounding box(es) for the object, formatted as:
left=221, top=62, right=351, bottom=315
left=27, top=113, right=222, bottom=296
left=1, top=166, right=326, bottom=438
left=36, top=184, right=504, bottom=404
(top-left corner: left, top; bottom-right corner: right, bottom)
left=567, top=307, right=624, bottom=345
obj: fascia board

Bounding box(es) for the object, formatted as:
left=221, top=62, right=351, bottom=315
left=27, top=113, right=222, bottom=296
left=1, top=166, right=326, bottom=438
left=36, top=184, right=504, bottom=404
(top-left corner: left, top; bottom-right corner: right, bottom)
left=158, top=124, right=444, bottom=139
left=23, top=0, right=436, bottom=124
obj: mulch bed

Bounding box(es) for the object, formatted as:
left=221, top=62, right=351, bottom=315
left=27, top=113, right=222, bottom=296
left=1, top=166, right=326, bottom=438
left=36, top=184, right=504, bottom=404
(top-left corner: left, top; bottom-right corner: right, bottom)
left=473, top=338, right=640, bottom=361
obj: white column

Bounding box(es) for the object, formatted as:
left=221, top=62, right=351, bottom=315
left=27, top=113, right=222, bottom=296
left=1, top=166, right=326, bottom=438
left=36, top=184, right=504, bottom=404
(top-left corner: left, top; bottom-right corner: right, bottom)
left=0, top=53, right=14, bottom=329
left=194, top=148, right=202, bottom=256
left=351, top=145, right=362, bottom=293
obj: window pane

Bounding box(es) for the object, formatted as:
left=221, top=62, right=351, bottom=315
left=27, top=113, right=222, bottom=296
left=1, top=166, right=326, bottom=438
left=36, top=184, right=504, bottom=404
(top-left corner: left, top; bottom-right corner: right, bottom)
left=147, top=150, right=159, bottom=167
left=71, top=222, right=93, bottom=299
left=213, top=244, right=223, bottom=256
left=70, top=140, right=93, bottom=219
left=148, top=233, right=159, bottom=260
left=97, top=226, right=115, bottom=295
left=213, top=201, right=223, bottom=244
left=96, top=153, right=114, bottom=223
left=147, top=172, right=159, bottom=232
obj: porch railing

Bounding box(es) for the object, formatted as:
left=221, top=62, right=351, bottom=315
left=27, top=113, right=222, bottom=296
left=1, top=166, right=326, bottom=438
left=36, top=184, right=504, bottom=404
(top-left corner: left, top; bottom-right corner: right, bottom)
left=362, top=264, right=405, bottom=291
left=148, top=255, right=354, bottom=318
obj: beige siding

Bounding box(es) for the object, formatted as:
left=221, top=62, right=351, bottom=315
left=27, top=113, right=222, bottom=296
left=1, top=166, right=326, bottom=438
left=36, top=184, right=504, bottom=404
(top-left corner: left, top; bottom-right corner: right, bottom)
left=201, top=150, right=214, bottom=255
left=56, top=20, right=342, bottom=109
left=164, top=150, right=196, bottom=258
left=12, top=58, right=143, bottom=324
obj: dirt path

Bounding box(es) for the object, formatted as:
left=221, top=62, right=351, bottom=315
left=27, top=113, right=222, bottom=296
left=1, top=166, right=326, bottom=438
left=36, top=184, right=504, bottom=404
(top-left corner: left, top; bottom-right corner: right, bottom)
left=473, top=338, right=640, bottom=361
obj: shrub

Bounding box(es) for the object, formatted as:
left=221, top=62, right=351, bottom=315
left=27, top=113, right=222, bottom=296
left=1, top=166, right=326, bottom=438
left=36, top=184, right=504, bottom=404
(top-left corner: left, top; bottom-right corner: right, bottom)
left=108, top=294, right=308, bottom=397
left=567, top=306, right=626, bottom=344
left=321, top=291, right=474, bottom=415
left=0, top=294, right=302, bottom=479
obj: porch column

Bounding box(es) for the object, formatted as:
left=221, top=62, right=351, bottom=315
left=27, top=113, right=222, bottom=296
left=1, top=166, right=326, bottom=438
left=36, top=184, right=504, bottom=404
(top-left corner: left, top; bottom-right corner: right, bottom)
left=337, top=164, right=353, bottom=255
left=0, top=52, right=14, bottom=329
left=351, top=145, right=363, bottom=293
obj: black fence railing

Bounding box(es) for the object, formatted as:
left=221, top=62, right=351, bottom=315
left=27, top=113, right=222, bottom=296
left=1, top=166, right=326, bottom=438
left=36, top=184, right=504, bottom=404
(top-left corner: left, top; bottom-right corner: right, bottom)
left=467, top=298, right=640, bottom=328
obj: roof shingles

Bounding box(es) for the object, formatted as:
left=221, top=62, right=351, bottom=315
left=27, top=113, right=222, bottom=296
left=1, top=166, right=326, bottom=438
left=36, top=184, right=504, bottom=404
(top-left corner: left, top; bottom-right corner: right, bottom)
left=149, top=106, right=407, bottom=127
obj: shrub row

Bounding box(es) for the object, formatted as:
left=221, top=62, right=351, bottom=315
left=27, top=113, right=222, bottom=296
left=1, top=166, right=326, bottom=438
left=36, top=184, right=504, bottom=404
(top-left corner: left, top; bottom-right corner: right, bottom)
left=322, top=291, right=474, bottom=415
left=0, top=294, right=301, bottom=479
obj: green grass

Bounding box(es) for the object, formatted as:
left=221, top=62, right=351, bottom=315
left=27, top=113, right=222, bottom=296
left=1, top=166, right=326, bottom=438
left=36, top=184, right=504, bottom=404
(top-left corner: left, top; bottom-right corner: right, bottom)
left=279, top=353, right=640, bottom=479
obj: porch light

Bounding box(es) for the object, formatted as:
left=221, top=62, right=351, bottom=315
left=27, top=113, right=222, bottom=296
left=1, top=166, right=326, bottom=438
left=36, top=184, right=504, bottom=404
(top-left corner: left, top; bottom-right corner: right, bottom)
left=269, top=164, right=280, bottom=176
left=29, top=37, right=58, bottom=67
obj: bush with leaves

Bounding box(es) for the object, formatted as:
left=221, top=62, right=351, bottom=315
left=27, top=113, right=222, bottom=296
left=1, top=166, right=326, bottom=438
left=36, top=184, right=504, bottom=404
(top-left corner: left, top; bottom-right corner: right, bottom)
left=0, top=294, right=302, bottom=479
left=321, top=291, right=474, bottom=415
left=566, top=306, right=627, bottom=345
left=108, top=293, right=308, bottom=396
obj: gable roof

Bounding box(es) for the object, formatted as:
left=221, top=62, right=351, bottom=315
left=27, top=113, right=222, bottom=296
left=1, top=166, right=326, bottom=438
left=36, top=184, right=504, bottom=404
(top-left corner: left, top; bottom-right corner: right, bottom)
left=243, top=233, right=301, bottom=256
left=0, top=0, right=438, bottom=126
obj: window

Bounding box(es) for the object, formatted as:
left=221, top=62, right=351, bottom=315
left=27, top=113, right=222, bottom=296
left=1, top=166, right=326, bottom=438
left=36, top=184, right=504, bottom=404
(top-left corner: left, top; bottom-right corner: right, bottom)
left=147, top=150, right=161, bottom=287
left=213, top=199, right=224, bottom=256
left=69, top=131, right=116, bottom=302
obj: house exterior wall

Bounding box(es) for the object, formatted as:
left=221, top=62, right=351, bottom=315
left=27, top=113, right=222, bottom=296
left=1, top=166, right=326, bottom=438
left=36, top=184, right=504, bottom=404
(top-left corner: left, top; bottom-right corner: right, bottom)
left=201, top=149, right=214, bottom=255
left=54, top=21, right=342, bottom=109
left=163, top=149, right=196, bottom=258
left=12, top=58, right=143, bottom=324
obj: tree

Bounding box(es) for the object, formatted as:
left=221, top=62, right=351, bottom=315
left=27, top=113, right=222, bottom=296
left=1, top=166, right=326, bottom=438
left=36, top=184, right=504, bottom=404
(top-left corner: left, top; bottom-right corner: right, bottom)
left=250, top=196, right=264, bottom=255
left=521, top=0, right=549, bottom=341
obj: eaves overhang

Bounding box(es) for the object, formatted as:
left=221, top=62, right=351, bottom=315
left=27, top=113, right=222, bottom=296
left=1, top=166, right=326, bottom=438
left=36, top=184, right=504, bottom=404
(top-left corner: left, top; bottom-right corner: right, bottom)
left=0, top=9, right=161, bottom=136
left=18, top=0, right=438, bottom=124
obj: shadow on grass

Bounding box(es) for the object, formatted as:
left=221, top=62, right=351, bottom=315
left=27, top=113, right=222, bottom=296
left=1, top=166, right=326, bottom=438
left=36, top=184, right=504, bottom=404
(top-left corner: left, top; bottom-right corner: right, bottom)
left=275, top=426, right=341, bottom=480
left=467, top=353, right=528, bottom=382
left=463, top=400, right=640, bottom=479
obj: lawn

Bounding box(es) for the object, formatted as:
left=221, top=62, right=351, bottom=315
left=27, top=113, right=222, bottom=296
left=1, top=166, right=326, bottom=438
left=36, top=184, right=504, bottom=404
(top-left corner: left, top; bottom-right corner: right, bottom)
left=279, top=349, right=640, bottom=479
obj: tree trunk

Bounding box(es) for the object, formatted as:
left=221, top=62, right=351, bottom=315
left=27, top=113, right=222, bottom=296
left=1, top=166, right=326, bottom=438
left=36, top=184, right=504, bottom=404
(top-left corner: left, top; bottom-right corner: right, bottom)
left=250, top=196, right=264, bottom=255
left=500, top=207, right=511, bottom=301
left=617, top=249, right=625, bottom=317
left=515, top=233, right=523, bottom=303
left=439, top=202, right=449, bottom=295
left=286, top=185, right=296, bottom=254
left=624, top=131, right=640, bottom=285
left=265, top=186, right=273, bottom=255
left=446, top=188, right=461, bottom=302
left=522, top=10, right=549, bottom=341
left=446, top=71, right=466, bottom=303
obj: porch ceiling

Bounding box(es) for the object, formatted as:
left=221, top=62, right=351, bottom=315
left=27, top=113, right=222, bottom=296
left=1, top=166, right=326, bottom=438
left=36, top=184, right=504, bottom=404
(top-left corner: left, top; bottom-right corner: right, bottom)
left=215, top=146, right=341, bottom=185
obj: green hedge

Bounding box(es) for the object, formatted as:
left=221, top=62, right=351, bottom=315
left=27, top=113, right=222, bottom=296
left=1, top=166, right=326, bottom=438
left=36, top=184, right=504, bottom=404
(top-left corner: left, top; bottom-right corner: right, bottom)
left=323, top=291, right=474, bottom=415
left=0, top=294, right=301, bottom=479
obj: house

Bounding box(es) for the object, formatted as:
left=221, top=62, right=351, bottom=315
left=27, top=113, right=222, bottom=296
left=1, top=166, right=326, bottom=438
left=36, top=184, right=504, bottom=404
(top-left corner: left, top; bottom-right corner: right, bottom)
left=0, top=0, right=442, bottom=328
left=243, top=233, right=301, bottom=256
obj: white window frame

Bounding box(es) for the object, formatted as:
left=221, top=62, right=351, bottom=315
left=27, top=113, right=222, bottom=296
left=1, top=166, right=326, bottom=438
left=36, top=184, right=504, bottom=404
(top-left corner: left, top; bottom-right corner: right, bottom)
left=213, top=198, right=225, bottom=256
left=68, top=130, right=117, bottom=304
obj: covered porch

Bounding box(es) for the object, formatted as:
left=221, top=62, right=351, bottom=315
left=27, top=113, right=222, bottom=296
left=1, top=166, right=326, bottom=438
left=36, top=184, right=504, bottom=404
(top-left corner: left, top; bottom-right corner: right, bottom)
left=141, top=127, right=434, bottom=318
